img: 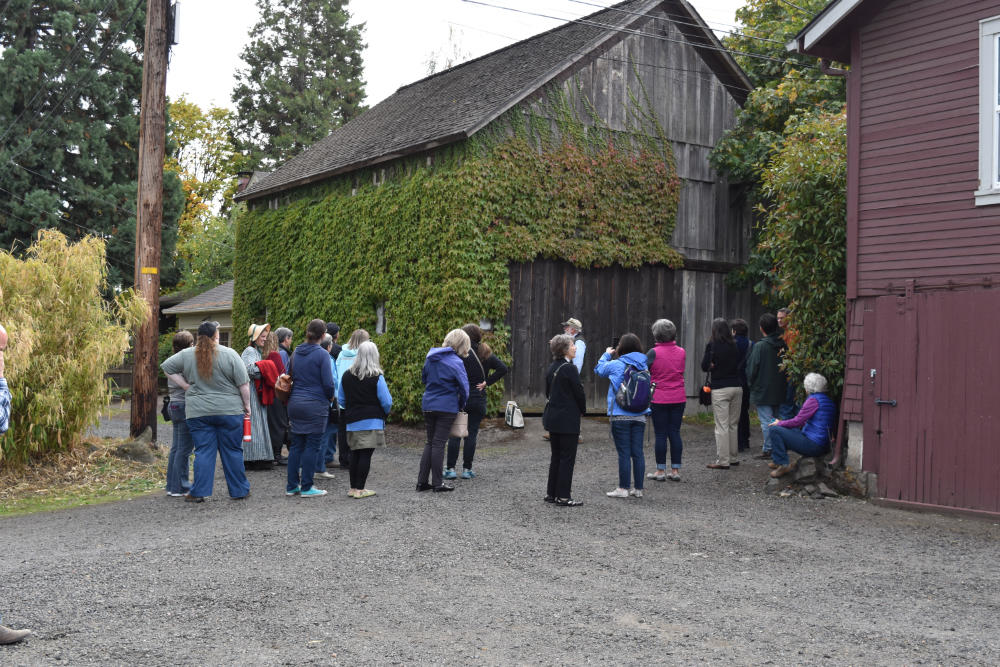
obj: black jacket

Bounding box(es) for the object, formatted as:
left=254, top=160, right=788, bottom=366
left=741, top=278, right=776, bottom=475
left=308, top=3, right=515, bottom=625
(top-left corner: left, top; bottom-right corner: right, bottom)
left=701, top=340, right=743, bottom=389
left=543, top=359, right=586, bottom=434
left=464, top=343, right=509, bottom=402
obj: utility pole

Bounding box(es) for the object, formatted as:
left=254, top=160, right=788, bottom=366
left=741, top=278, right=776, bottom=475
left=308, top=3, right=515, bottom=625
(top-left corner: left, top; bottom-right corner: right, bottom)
left=130, top=0, right=169, bottom=440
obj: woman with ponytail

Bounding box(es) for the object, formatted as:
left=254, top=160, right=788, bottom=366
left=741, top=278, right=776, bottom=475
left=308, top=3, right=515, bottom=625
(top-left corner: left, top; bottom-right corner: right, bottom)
left=162, top=321, right=253, bottom=502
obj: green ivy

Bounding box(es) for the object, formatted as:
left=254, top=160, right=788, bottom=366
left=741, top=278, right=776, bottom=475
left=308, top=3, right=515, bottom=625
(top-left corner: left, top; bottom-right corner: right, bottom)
left=759, top=110, right=847, bottom=399
left=234, top=84, right=681, bottom=422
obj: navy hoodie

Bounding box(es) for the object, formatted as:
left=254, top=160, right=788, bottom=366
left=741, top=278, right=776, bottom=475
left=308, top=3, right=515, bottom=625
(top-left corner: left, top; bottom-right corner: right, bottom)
left=421, top=347, right=469, bottom=413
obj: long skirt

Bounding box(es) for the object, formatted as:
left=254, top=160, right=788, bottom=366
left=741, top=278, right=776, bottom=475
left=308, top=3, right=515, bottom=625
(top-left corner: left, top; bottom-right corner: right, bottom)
left=241, top=346, right=274, bottom=462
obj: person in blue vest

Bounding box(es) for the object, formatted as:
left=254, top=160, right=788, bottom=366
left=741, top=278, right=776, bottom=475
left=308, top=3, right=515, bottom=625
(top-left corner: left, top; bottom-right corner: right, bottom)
left=767, top=372, right=836, bottom=478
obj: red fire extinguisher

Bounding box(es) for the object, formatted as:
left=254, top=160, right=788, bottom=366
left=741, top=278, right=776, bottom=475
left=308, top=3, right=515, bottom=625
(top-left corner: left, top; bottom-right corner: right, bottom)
left=243, top=415, right=252, bottom=442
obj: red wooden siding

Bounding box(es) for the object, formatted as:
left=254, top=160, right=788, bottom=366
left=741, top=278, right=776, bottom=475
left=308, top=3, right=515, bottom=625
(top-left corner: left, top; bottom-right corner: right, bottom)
left=856, top=0, right=1000, bottom=296
left=864, top=289, right=1000, bottom=514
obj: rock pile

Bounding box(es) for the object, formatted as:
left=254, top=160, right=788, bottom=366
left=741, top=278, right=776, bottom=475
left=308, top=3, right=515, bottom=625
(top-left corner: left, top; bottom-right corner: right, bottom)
left=764, top=456, right=866, bottom=500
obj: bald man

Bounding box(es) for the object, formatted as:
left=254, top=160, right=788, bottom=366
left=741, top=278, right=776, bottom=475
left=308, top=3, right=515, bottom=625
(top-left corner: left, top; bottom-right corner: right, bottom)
left=0, top=324, right=32, bottom=646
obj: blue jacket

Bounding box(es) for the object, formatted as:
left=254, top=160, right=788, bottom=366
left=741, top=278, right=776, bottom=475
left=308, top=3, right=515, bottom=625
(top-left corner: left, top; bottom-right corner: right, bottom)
left=802, top=392, right=837, bottom=445
left=421, top=347, right=469, bottom=413
left=335, top=345, right=358, bottom=383
left=288, top=342, right=336, bottom=404
left=594, top=351, right=651, bottom=416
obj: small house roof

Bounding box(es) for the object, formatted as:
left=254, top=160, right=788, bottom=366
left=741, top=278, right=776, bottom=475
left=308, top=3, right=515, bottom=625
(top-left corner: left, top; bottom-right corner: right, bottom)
left=161, top=280, right=234, bottom=316
left=786, top=0, right=870, bottom=62
left=236, top=0, right=751, bottom=202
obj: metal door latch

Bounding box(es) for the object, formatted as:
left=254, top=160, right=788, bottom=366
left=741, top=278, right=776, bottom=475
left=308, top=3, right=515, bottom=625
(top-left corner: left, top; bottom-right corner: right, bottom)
left=875, top=399, right=897, bottom=407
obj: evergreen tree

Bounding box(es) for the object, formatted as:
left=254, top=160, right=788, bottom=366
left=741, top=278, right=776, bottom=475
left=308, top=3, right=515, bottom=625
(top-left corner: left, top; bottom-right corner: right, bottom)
left=232, top=0, right=366, bottom=168
left=0, top=0, right=184, bottom=288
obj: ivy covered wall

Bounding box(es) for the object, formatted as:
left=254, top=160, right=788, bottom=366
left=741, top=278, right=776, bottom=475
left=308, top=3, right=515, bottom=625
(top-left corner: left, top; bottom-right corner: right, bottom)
left=234, top=86, right=682, bottom=422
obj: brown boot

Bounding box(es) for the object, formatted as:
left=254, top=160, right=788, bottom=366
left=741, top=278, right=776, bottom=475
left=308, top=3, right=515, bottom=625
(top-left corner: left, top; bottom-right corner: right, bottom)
left=770, top=464, right=793, bottom=478
left=0, top=624, right=31, bottom=644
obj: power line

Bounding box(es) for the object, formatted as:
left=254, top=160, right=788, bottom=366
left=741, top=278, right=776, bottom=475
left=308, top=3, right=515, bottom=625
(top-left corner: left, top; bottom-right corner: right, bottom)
left=0, top=0, right=122, bottom=147
left=774, top=0, right=810, bottom=15
left=445, top=19, right=753, bottom=93
left=3, top=0, right=146, bottom=163
left=459, top=0, right=818, bottom=69
left=565, top=0, right=786, bottom=45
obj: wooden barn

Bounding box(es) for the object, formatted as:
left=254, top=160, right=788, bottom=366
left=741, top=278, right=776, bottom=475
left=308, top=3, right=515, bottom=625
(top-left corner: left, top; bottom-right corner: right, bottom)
left=234, top=0, right=753, bottom=414
left=789, top=0, right=1000, bottom=516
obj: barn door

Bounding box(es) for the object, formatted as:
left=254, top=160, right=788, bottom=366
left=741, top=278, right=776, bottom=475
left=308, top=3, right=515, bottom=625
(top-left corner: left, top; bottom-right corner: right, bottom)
left=866, top=290, right=1000, bottom=514
left=867, top=294, right=917, bottom=504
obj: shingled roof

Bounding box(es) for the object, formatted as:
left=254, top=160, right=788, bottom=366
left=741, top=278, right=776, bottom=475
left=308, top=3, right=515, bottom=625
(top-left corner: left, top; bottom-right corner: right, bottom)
left=236, top=0, right=749, bottom=202
left=162, top=280, right=233, bottom=315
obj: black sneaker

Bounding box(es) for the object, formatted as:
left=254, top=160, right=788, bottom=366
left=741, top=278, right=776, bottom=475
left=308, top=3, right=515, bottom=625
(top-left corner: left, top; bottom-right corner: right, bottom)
left=416, top=483, right=433, bottom=492
left=432, top=484, right=455, bottom=492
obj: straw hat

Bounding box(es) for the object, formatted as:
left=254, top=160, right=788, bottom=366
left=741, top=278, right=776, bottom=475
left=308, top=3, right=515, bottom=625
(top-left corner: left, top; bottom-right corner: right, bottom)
left=561, top=317, right=583, bottom=331
left=248, top=323, right=271, bottom=341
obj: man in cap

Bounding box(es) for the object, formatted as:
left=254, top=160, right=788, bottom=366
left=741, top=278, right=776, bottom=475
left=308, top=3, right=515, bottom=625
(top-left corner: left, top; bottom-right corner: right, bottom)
left=0, top=324, right=32, bottom=646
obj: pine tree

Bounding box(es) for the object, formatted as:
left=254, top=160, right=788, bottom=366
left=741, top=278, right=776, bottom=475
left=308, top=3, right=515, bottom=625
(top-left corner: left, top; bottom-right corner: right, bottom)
left=0, top=0, right=184, bottom=288
left=232, top=0, right=366, bottom=168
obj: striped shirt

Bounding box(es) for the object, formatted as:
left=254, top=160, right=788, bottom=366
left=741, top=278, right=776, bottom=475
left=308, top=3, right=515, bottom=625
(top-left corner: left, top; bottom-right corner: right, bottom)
left=0, top=378, right=10, bottom=435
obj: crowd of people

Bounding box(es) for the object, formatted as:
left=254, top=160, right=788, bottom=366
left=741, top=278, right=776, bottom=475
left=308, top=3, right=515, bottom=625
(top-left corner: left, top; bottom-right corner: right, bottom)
left=154, top=309, right=834, bottom=507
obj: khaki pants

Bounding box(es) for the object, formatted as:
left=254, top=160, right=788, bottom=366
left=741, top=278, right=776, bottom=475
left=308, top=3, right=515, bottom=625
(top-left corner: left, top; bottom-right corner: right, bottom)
left=711, top=386, right=743, bottom=465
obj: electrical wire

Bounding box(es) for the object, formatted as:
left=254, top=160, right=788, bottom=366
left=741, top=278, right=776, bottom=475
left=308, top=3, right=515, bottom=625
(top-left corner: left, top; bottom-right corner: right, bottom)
left=0, top=0, right=122, bottom=147
left=3, top=0, right=146, bottom=162
left=565, top=0, right=786, bottom=45
left=459, top=0, right=818, bottom=69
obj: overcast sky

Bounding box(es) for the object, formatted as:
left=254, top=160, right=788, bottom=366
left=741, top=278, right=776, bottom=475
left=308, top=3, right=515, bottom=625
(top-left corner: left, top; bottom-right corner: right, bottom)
left=166, top=0, right=747, bottom=112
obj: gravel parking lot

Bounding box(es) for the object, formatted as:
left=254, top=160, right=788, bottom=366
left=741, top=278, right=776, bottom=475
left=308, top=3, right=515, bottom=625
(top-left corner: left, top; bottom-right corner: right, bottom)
left=2, top=410, right=998, bottom=665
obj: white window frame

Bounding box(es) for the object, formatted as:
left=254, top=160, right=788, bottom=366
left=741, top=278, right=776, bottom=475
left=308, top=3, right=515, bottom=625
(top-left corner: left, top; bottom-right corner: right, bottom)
left=976, top=16, right=1000, bottom=206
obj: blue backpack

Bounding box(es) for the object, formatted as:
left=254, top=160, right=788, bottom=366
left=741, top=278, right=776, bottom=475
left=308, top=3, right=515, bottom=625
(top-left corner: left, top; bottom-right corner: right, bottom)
left=614, top=363, right=654, bottom=412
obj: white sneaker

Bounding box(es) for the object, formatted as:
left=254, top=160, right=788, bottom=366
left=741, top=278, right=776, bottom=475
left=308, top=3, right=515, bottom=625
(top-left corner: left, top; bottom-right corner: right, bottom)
left=606, top=487, right=629, bottom=498
left=315, top=471, right=336, bottom=479
left=629, top=488, right=643, bottom=498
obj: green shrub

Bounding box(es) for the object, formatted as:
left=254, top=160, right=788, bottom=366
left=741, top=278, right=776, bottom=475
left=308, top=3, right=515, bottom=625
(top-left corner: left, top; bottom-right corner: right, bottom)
left=0, top=230, right=148, bottom=464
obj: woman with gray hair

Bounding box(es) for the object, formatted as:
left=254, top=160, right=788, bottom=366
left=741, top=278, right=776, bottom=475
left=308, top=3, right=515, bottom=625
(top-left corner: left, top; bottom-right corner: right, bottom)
left=337, top=341, right=392, bottom=498
left=766, top=372, right=836, bottom=478
left=645, top=319, right=686, bottom=482
left=543, top=334, right=586, bottom=506
left=416, top=328, right=470, bottom=493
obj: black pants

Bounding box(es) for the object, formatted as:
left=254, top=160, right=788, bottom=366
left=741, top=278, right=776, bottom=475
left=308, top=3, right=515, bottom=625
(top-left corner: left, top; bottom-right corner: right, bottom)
left=337, top=410, right=350, bottom=467
left=266, top=399, right=289, bottom=460
left=349, top=447, right=374, bottom=489
left=418, top=411, right=456, bottom=489
left=737, top=381, right=751, bottom=450
left=446, top=397, right=486, bottom=470
left=546, top=432, right=579, bottom=499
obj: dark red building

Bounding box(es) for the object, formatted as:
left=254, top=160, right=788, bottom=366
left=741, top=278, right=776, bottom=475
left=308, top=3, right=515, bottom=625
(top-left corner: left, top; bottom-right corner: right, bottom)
left=789, top=0, right=1000, bottom=517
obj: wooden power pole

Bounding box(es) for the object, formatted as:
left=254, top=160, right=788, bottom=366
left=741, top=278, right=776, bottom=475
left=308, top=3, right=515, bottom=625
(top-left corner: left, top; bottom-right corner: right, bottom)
left=131, top=0, right=169, bottom=440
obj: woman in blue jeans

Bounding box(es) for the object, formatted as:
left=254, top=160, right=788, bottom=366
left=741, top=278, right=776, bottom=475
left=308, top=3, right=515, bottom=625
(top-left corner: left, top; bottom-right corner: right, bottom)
left=165, top=330, right=195, bottom=497
left=768, top=372, right=836, bottom=478
left=285, top=319, right=337, bottom=498
left=646, top=319, right=686, bottom=482
left=595, top=333, right=650, bottom=498
left=161, top=320, right=252, bottom=502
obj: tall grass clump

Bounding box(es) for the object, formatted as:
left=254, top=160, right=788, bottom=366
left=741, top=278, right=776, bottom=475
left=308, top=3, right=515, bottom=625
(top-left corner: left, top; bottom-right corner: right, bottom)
left=0, top=230, right=148, bottom=465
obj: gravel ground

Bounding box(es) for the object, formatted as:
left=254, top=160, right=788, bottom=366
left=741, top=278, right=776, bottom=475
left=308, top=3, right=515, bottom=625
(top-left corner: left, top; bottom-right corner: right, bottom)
left=2, top=405, right=999, bottom=665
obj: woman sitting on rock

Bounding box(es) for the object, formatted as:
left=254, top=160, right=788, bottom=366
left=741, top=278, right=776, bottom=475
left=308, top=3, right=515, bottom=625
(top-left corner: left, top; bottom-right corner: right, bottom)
left=767, top=372, right=836, bottom=478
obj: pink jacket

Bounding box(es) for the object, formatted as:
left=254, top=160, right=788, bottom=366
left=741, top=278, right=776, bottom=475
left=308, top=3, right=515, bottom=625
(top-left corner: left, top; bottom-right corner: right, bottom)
left=649, top=342, right=686, bottom=404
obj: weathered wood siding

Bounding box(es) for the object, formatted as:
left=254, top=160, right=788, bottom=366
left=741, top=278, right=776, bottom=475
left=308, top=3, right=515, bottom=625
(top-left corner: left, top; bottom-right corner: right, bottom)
left=506, top=260, right=753, bottom=412
left=856, top=0, right=1000, bottom=295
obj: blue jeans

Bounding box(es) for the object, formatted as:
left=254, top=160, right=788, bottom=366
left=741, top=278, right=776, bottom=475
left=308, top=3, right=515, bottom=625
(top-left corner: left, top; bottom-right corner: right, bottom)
left=609, top=419, right=646, bottom=490
left=650, top=403, right=684, bottom=470
left=316, top=422, right=337, bottom=472
left=446, top=397, right=486, bottom=470
left=186, top=414, right=249, bottom=498
left=166, top=402, right=194, bottom=494
left=769, top=426, right=830, bottom=466
left=756, top=404, right=779, bottom=452
left=288, top=431, right=323, bottom=492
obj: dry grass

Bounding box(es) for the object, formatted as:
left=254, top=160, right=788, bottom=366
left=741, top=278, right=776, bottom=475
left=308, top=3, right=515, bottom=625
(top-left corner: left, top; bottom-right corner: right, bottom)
left=0, top=437, right=167, bottom=517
